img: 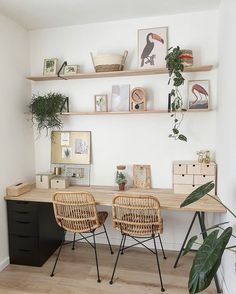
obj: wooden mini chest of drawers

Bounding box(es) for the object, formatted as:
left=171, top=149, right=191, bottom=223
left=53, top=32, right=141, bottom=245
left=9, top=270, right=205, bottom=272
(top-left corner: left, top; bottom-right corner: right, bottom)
left=173, top=161, right=216, bottom=195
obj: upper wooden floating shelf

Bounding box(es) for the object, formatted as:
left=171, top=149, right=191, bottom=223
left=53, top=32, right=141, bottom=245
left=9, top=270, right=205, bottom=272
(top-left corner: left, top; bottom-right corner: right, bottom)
left=59, top=109, right=211, bottom=116
left=27, top=65, right=213, bottom=81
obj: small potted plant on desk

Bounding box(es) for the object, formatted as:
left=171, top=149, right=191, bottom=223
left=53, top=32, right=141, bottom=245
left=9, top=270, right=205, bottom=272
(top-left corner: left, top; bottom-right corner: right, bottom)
left=116, top=173, right=127, bottom=191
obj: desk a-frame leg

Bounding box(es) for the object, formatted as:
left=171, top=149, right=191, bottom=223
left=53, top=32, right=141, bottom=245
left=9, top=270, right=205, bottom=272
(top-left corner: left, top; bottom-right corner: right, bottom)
left=173, top=211, right=222, bottom=294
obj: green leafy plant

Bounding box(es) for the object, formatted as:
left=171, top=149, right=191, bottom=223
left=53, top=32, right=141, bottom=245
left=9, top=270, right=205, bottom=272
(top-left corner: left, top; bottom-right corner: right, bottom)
left=29, top=92, right=68, bottom=134
left=165, top=46, right=187, bottom=142
left=116, top=172, right=127, bottom=185
left=180, top=182, right=236, bottom=294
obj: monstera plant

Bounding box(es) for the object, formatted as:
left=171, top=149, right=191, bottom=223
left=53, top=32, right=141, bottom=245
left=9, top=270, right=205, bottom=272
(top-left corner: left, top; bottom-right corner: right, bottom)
left=165, top=46, right=187, bottom=142
left=180, top=182, right=235, bottom=294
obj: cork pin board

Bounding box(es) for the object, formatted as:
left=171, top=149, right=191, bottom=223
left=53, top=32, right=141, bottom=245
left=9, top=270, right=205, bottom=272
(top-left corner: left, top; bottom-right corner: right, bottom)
left=51, top=131, right=91, bottom=164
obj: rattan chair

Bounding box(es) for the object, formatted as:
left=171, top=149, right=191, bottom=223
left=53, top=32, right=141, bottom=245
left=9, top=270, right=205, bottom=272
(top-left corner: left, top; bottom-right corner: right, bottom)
left=109, top=194, right=166, bottom=292
left=50, top=191, right=113, bottom=282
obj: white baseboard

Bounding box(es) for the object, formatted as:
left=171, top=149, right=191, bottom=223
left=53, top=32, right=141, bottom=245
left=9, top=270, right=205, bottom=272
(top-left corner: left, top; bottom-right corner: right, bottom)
left=0, top=257, right=9, bottom=271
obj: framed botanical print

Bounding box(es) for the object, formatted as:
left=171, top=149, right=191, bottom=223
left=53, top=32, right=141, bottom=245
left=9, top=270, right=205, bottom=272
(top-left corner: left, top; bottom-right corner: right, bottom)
left=138, top=27, right=168, bottom=69
left=94, top=94, right=108, bottom=112
left=64, top=65, right=79, bottom=75
left=43, top=58, right=58, bottom=75
left=51, top=131, right=91, bottom=164
left=133, top=164, right=151, bottom=189
left=188, top=80, right=210, bottom=110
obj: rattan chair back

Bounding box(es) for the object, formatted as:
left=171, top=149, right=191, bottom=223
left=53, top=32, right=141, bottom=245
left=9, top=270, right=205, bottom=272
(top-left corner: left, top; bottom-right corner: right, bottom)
left=112, top=195, right=163, bottom=236
left=52, top=191, right=100, bottom=233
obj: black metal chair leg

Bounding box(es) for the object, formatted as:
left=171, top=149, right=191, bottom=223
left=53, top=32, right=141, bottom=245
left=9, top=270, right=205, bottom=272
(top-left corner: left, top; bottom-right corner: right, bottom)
left=92, top=230, right=101, bottom=283
left=109, top=235, right=125, bottom=285
left=153, top=234, right=165, bottom=292
left=121, top=234, right=126, bottom=255
left=158, top=234, right=167, bottom=259
left=103, top=224, right=114, bottom=254
left=72, top=232, right=76, bottom=250
left=50, top=239, right=64, bottom=277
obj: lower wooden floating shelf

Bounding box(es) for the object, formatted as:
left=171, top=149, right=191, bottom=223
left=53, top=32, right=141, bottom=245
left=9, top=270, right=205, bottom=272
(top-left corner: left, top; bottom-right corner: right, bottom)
left=59, top=109, right=211, bottom=116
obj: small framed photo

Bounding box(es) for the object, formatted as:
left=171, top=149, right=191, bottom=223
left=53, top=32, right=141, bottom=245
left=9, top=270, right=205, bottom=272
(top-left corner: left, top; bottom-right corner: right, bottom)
left=111, top=84, right=130, bottom=111
left=188, top=80, right=210, bottom=110
left=43, top=58, right=58, bottom=75
left=94, top=94, right=108, bottom=112
left=133, top=164, right=151, bottom=189
left=64, top=65, right=79, bottom=75
left=138, top=27, right=168, bottom=69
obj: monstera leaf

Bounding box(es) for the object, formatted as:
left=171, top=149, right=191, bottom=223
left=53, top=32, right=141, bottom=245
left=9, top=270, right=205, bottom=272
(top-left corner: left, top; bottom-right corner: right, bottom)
left=180, top=181, right=215, bottom=208
left=188, top=227, right=232, bottom=294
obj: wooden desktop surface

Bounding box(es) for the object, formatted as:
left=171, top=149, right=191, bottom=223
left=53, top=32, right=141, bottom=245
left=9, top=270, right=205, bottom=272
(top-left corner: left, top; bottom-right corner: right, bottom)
left=4, top=185, right=226, bottom=213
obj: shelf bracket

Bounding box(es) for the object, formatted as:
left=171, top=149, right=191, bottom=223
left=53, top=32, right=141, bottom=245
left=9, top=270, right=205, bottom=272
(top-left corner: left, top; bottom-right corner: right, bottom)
left=60, top=97, right=69, bottom=113
left=57, top=61, right=67, bottom=80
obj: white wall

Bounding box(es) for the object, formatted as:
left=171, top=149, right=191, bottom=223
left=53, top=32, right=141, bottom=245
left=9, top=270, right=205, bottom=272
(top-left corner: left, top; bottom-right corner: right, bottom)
left=217, top=1, right=236, bottom=293
left=29, top=11, right=219, bottom=250
left=0, top=14, right=35, bottom=270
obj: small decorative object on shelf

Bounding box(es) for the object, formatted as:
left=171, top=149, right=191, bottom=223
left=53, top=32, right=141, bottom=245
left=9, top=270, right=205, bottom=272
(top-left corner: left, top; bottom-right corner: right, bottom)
left=43, top=58, right=58, bottom=75
left=90, top=50, right=128, bottom=72
left=94, top=94, right=108, bottom=112
left=130, top=87, right=147, bottom=111
left=133, top=164, right=151, bottom=189
left=116, top=165, right=127, bottom=191
left=111, top=84, right=130, bottom=111
left=64, top=65, right=79, bottom=75
left=178, top=49, right=193, bottom=67
left=197, top=150, right=211, bottom=163
left=165, top=46, right=187, bottom=142
left=29, top=92, right=69, bottom=134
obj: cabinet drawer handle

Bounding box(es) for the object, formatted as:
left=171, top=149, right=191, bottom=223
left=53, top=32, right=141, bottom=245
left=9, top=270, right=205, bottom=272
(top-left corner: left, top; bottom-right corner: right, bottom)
left=17, top=235, right=30, bottom=238
left=16, top=201, right=29, bottom=205
left=16, top=221, right=31, bottom=224
left=15, top=211, right=29, bottom=214
left=17, top=249, right=32, bottom=252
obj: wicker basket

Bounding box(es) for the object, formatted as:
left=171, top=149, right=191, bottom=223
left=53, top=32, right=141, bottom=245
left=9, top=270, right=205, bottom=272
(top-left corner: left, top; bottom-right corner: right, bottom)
left=179, top=49, right=193, bottom=67
left=91, top=51, right=128, bottom=72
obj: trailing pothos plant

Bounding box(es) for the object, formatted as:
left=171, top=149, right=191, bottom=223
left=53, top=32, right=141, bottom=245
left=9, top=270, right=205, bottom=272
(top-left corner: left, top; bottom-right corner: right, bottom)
left=165, top=46, right=187, bottom=142
left=180, top=181, right=236, bottom=294
left=29, top=92, right=68, bottom=135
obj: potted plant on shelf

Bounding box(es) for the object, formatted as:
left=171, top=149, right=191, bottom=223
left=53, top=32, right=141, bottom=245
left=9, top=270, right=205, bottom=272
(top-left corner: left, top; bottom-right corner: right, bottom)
left=29, top=92, right=69, bottom=135
left=165, top=46, right=187, bottom=142
left=180, top=182, right=235, bottom=294
left=116, top=172, right=127, bottom=191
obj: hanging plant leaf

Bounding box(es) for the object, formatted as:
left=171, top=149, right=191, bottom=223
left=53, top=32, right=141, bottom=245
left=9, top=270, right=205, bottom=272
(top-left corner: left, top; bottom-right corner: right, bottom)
left=188, top=227, right=232, bottom=294
left=178, top=134, right=187, bottom=142
left=180, top=181, right=214, bottom=208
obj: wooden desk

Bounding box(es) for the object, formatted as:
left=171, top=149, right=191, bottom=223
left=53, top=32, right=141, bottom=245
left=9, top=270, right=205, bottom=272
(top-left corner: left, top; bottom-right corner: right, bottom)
left=4, top=185, right=226, bottom=213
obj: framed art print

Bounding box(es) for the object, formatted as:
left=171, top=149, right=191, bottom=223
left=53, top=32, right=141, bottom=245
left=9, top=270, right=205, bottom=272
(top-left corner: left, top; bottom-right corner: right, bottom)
left=94, top=94, right=108, bottom=112
left=43, top=58, right=58, bottom=75
left=133, top=164, right=151, bottom=189
left=111, top=84, right=130, bottom=111
left=64, top=65, right=79, bottom=75
left=138, top=27, right=168, bottom=69
left=188, top=80, right=210, bottom=110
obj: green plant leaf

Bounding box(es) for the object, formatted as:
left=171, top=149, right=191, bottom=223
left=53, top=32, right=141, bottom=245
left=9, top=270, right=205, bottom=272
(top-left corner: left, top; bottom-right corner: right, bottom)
left=172, top=128, right=179, bottom=134
left=183, top=236, right=198, bottom=256
left=178, top=134, right=187, bottom=142
left=188, top=227, right=232, bottom=294
left=180, top=181, right=214, bottom=208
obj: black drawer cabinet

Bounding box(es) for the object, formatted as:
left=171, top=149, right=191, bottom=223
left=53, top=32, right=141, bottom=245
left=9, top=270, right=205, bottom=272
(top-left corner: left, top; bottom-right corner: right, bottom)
left=7, top=200, right=64, bottom=266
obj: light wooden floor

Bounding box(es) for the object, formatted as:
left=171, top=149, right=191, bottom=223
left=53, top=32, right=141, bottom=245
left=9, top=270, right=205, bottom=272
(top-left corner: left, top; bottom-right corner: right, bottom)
left=0, top=243, right=216, bottom=294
